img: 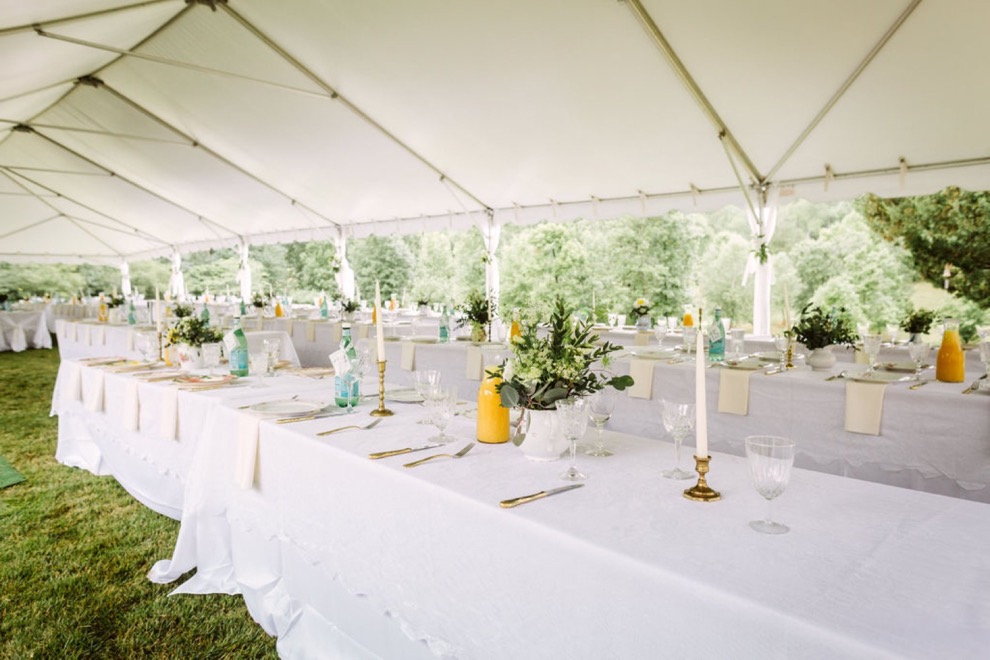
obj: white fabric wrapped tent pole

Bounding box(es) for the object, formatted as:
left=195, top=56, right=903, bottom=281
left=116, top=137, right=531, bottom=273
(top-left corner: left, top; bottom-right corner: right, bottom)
left=236, top=242, right=251, bottom=304
left=119, top=261, right=132, bottom=298
left=168, top=250, right=185, bottom=302
left=334, top=234, right=355, bottom=301
left=742, top=187, right=780, bottom=337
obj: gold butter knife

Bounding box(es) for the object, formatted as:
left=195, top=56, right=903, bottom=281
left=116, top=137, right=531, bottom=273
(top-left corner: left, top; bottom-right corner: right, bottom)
left=500, top=483, right=584, bottom=508
left=368, top=443, right=442, bottom=460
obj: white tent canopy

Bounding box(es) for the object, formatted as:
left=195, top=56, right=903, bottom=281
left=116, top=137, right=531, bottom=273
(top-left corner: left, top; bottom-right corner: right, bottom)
left=1, top=0, right=989, bottom=265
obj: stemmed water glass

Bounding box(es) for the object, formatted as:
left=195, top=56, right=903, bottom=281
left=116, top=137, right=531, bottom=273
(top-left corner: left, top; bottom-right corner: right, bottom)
left=425, top=384, right=458, bottom=444
left=412, top=369, right=441, bottom=423
left=653, top=324, right=668, bottom=349
left=586, top=388, right=616, bottom=457
left=773, top=334, right=789, bottom=371
left=137, top=330, right=159, bottom=363
left=557, top=398, right=589, bottom=481
left=885, top=323, right=900, bottom=346
left=660, top=399, right=695, bottom=479
left=862, top=333, right=882, bottom=374
left=907, top=341, right=930, bottom=381
left=745, top=435, right=796, bottom=534
left=682, top=326, right=698, bottom=354
left=729, top=328, right=746, bottom=359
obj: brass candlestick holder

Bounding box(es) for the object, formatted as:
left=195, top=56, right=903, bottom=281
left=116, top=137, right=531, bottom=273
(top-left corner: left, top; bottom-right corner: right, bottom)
left=683, top=455, right=721, bottom=502
left=370, top=360, right=394, bottom=417
left=785, top=342, right=795, bottom=369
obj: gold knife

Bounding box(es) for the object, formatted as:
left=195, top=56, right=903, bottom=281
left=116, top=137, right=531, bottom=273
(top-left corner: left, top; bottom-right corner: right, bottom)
left=500, top=483, right=584, bottom=508
left=368, top=443, right=442, bottom=460
left=276, top=411, right=344, bottom=424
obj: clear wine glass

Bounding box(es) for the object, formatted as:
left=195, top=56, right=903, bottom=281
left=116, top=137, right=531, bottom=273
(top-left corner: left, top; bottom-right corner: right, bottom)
left=660, top=399, right=695, bottom=480
left=773, top=334, right=789, bottom=371
left=682, top=326, right=698, bottom=354
left=885, top=323, right=900, bottom=346
left=412, top=369, right=441, bottom=423
left=862, top=333, right=882, bottom=374
left=586, top=388, right=616, bottom=457
left=558, top=398, right=589, bottom=481
left=729, top=329, right=746, bottom=359
left=745, top=435, right=796, bottom=534
left=425, top=384, right=457, bottom=444
left=907, top=341, right=930, bottom=381
left=653, top=324, right=668, bottom=349
left=263, top=338, right=281, bottom=376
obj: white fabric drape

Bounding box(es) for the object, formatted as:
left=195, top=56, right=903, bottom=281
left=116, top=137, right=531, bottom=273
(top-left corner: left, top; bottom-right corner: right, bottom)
left=741, top=187, right=779, bottom=336
left=237, top=242, right=252, bottom=304
left=119, top=261, right=132, bottom=298
left=482, top=216, right=501, bottom=315
left=335, top=234, right=356, bottom=301
left=168, top=250, right=186, bottom=302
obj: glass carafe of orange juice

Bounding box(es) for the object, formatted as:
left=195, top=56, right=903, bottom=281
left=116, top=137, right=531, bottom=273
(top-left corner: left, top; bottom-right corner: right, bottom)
left=477, top=346, right=510, bottom=444
left=936, top=318, right=965, bottom=383
left=509, top=309, right=521, bottom=342
left=682, top=305, right=694, bottom=328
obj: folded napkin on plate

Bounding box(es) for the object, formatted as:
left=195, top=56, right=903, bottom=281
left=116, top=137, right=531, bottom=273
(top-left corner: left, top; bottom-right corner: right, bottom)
left=634, top=332, right=650, bottom=346
left=235, top=415, right=261, bottom=489
left=845, top=381, right=886, bottom=435
left=401, top=341, right=416, bottom=371
left=626, top=359, right=655, bottom=399
left=121, top=379, right=140, bottom=432
left=83, top=369, right=105, bottom=413
left=717, top=368, right=751, bottom=415
left=159, top=387, right=179, bottom=441
left=465, top=345, right=483, bottom=380
left=306, top=321, right=317, bottom=342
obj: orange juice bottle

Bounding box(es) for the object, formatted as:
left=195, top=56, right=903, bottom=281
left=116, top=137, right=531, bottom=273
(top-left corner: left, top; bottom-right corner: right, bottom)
left=477, top=349, right=509, bottom=444
left=936, top=319, right=965, bottom=382
left=274, top=300, right=284, bottom=317
left=509, top=310, right=521, bottom=341
left=682, top=311, right=694, bottom=327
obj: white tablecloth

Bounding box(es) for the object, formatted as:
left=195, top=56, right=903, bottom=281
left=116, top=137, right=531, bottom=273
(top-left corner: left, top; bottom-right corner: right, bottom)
left=0, top=310, right=52, bottom=352
left=145, top=394, right=990, bottom=659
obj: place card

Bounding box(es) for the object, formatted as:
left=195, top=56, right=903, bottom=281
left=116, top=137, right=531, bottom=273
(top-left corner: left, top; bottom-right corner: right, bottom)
left=401, top=341, right=416, bottom=371
left=306, top=321, right=317, bottom=342
left=626, top=359, right=654, bottom=399
left=634, top=332, right=650, bottom=346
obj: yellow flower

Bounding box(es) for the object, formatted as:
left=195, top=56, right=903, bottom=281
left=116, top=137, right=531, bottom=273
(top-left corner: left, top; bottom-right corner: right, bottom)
left=635, top=298, right=648, bottom=307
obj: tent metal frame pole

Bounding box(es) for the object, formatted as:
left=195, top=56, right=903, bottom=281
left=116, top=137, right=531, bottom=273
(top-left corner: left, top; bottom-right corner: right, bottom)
left=1, top=120, right=188, bottom=145
left=66, top=217, right=125, bottom=256
left=0, top=0, right=176, bottom=37
left=0, top=167, right=172, bottom=246
left=622, top=0, right=763, bottom=184
left=765, top=0, right=924, bottom=181
left=220, top=4, right=494, bottom=216
left=22, top=127, right=239, bottom=240
left=98, top=82, right=343, bottom=230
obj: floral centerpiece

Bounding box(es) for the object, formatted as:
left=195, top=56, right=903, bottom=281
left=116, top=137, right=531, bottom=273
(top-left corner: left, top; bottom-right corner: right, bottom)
left=901, top=308, right=937, bottom=341
left=789, top=304, right=856, bottom=370
left=630, top=298, right=652, bottom=329
left=457, top=291, right=494, bottom=342
left=106, top=294, right=126, bottom=309
left=165, top=316, right=224, bottom=370
left=251, top=292, right=267, bottom=309
left=495, top=299, right=634, bottom=460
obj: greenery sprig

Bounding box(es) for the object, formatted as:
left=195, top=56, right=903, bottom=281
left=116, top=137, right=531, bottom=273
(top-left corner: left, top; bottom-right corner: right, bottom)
left=456, top=291, right=494, bottom=329
left=900, top=308, right=937, bottom=335
left=172, top=303, right=193, bottom=318
left=341, top=298, right=359, bottom=313
left=789, top=304, right=856, bottom=350
left=496, top=298, right=633, bottom=411
left=165, top=316, right=223, bottom=347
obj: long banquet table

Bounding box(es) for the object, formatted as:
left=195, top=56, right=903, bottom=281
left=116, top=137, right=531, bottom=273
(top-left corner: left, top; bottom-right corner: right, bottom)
left=0, top=310, right=52, bottom=352
left=140, top=382, right=988, bottom=659
left=49, top=353, right=990, bottom=658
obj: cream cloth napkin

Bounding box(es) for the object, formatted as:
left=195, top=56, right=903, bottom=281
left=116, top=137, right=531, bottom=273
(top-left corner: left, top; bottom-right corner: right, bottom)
left=401, top=342, right=416, bottom=371
left=634, top=332, right=650, bottom=346
left=306, top=321, right=317, bottom=342
left=65, top=362, right=82, bottom=402
left=96, top=325, right=106, bottom=345
left=626, top=359, right=655, bottom=399
left=845, top=381, right=887, bottom=435
left=235, top=415, right=261, bottom=489
left=465, top=345, right=484, bottom=380
left=83, top=369, right=105, bottom=412
left=82, top=324, right=91, bottom=345
left=854, top=348, right=868, bottom=365
left=255, top=316, right=264, bottom=330
left=356, top=324, right=370, bottom=340
left=331, top=323, right=343, bottom=345
left=717, top=369, right=751, bottom=415
left=160, top=388, right=179, bottom=441
left=122, top=380, right=140, bottom=432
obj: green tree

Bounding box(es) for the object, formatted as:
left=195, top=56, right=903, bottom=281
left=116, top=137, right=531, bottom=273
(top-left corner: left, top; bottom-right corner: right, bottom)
left=347, top=234, right=414, bottom=302
left=500, top=222, right=594, bottom=313
left=409, top=233, right=454, bottom=305
left=450, top=227, right=486, bottom=304
left=285, top=241, right=340, bottom=295
left=862, top=186, right=990, bottom=308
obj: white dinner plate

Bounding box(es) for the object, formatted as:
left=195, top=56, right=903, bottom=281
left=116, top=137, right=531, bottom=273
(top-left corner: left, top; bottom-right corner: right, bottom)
left=881, top=361, right=929, bottom=373
left=723, top=358, right=763, bottom=370
left=628, top=349, right=677, bottom=360
left=848, top=371, right=913, bottom=384
left=385, top=389, right=424, bottom=403
left=250, top=400, right=325, bottom=415
left=409, top=336, right=438, bottom=344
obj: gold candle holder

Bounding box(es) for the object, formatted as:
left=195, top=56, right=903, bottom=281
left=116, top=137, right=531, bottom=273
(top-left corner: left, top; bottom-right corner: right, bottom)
left=683, top=455, right=721, bottom=502
left=785, top=343, right=794, bottom=369
left=370, top=360, right=394, bottom=417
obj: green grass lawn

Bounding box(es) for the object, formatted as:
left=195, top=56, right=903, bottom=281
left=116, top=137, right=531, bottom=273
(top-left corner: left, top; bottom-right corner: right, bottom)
left=0, top=348, right=277, bottom=658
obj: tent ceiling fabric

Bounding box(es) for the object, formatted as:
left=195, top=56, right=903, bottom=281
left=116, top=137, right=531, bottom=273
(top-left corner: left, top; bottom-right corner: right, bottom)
left=1, top=0, right=988, bottom=264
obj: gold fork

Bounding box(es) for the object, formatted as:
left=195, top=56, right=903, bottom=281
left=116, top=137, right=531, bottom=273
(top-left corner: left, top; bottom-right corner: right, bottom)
left=403, top=442, right=475, bottom=468
left=316, top=418, right=382, bottom=437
